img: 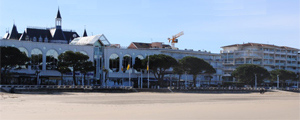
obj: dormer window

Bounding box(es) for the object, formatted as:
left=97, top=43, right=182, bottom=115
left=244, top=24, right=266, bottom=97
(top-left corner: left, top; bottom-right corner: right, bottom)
left=33, top=37, right=37, bottom=42
left=25, top=35, right=29, bottom=41
left=39, top=36, right=43, bottom=42
left=44, top=37, right=48, bottom=42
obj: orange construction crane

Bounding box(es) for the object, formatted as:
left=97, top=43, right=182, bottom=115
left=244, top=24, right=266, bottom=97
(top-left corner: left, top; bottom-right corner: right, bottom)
left=168, top=31, right=184, bottom=48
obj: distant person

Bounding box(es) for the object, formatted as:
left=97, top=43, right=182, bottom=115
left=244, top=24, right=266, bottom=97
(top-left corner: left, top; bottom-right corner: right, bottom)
left=260, top=88, right=265, bottom=94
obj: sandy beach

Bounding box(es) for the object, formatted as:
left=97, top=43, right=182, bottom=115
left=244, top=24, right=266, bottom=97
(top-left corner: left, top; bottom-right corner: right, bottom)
left=0, top=91, right=299, bottom=120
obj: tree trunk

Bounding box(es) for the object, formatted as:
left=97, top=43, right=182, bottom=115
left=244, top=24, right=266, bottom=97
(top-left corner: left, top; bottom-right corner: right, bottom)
left=178, top=74, right=182, bottom=88
left=73, top=70, right=77, bottom=85
left=193, top=75, right=197, bottom=87
left=84, top=74, right=86, bottom=85
left=2, top=67, right=7, bottom=84
left=61, top=73, right=64, bottom=85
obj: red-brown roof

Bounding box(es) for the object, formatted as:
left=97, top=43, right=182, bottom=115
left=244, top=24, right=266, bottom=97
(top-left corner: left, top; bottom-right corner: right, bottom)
left=128, top=42, right=171, bottom=49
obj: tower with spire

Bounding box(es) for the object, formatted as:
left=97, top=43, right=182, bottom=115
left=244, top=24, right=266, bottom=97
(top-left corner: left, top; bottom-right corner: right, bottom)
left=3, top=8, right=79, bottom=43
left=55, top=8, right=62, bottom=29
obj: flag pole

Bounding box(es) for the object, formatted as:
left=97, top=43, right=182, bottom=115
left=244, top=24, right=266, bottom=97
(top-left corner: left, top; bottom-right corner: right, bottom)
left=127, top=64, right=131, bottom=87
left=147, top=56, right=150, bottom=88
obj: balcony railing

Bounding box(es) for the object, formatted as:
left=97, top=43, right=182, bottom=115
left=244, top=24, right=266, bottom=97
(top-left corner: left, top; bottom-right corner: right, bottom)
left=223, top=62, right=234, bottom=64
left=275, top=63, right=285, bottom=66
left=253, top=62, right=261, bottom=64
left=235, top=61, right=244, bottom=64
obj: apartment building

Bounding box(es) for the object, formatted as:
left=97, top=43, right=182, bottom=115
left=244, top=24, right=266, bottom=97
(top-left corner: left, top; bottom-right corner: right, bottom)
left=221, top=42, right=300, bottom=83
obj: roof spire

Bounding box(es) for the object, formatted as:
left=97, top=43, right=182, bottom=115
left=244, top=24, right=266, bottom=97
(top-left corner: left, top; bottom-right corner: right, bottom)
left=56, top=7, right=62, bottom=19
left=83, top=25, right=87, bottom=37
left=55, top=7, right=62, bottom=29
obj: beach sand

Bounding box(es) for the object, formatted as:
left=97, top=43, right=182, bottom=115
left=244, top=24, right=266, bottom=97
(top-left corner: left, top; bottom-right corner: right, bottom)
left=0, top=91, right=299, bottom=120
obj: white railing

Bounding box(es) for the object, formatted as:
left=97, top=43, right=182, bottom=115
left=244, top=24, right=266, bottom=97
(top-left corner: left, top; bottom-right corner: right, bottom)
left=0, top=85, right=132, bottom=89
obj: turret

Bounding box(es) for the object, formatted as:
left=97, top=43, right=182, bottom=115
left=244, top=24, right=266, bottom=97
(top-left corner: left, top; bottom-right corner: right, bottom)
left=55, top=8, right=62, bottom=29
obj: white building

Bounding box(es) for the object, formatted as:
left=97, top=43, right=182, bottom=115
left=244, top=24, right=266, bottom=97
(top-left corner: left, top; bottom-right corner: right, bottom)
left=0, top=35, right=108, bottom=85
left=221, top=42, right=300, bottom=85
left=103, top=42, right=223, bottom=88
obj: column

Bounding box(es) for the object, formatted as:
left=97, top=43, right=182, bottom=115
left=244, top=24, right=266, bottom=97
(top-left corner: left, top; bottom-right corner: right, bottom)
left=42, top=52, right=46, bottom=71
left=28, top=52, right=32, bottom=70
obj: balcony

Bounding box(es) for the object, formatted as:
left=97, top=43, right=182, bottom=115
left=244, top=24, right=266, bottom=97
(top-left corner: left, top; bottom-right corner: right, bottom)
left=275, top=63, right=285, bottom=66
left=222, top=67, right=235, bottom=71
left=263, top=62, right=274, bottom=65
left=275, top=57, right=286, bottom=60
left=223, top=61, right=234, bottom=65
left=253, top=62, right=261, bottom=65
left=263, top=57, right=274, bottom=59
left=285, top=68, right=296, bottom=72
left=286, top=63, right=297, bottom=67
left=287, top=58, right=297, bottom=61
left=235, top=61, right=244, bottom=64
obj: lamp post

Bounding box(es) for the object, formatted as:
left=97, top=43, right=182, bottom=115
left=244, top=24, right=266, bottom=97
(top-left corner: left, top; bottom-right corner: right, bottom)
left=141, top=70, right=143, bottom=88
left=185, top=71, right=187, bottom=89
left=170, top=74, right=172, bottom=88
left=36, top=69, right=40, bottom=85
left=277, top=75, right=279, bottom=89
left=254, top=74, right=257, bottom=89
left=147, top=55, right=150, bottom=88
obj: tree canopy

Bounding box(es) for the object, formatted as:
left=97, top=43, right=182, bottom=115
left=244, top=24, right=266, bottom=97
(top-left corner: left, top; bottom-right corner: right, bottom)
left=1, top=46, right=30, bottom=84
left=142, top=54, right=177, bottom=87
left=232, top=64, right=270, bottom=86
left=180, top=56, right=216, bottom=87
left=58, top=51, right=92, bottom=85
left=173, top=61, right=184, bottom=87
left=270, top=69, right=297, bottom=82
left=133, top=57, right=145, bottom=72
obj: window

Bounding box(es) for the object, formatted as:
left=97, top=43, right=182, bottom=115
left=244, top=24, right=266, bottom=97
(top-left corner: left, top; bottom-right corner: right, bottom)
left=44, top=37, right=48, bottom=42
left=33, top=37, right=37, bottom=42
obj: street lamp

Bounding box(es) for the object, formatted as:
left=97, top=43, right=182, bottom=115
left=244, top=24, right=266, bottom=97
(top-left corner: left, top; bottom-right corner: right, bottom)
left=185, top=71, right=187, bottom=89
left=254, top=74, right=257, bottom=89
left=277, top=75, right=279, bottom=89
left=36, top=69, right=40, bottom=85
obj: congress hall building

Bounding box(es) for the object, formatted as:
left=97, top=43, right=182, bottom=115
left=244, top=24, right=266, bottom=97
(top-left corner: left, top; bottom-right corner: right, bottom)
left=1, top=9, right=299, bottom=87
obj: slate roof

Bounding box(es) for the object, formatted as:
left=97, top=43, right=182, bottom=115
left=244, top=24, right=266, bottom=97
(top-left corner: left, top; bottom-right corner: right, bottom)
left=64, top=31, right=80, bottom=41
left=8, top=24, right=21, bottom=40
left=17, top=27, right=79, bottom=43
left=52, top=28, right=66, bottom=40
left=83, top=29, right=87, bottom=37
left=3, top=9, right=82, bottom=44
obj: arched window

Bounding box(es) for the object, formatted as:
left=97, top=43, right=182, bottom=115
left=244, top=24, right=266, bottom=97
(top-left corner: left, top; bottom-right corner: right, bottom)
left=79, top=51, right=88, bottom=56
left=122, top=54, right=132, bottom=73
left=136, top=55, right=144, bottom=60
left=31, top=48, right=43, bottom=70
left=18, top=47, right=28, bottom=57
left=133, top=55, right=144, bottom=72
left=17, top=47, right=29, bottom=69
left=46, top=49, right=59, bottom=70
left=109, top=54, right=119, bottom=72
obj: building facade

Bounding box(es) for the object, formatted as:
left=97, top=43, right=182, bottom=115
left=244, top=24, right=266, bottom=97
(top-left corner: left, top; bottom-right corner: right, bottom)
left=103, top=42, right=223, bottom=88
left=1, top=9, right=299, bottom=87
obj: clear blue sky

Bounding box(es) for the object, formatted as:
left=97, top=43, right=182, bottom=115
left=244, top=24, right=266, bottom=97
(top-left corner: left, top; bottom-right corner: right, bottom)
left=0, top=0, right=299, bottom=53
